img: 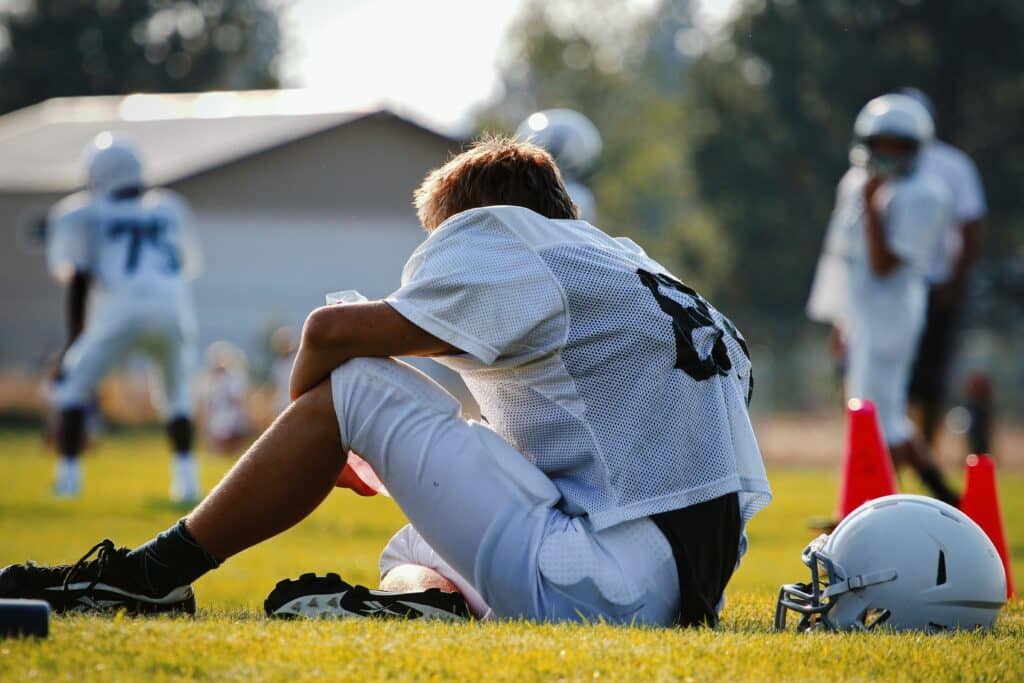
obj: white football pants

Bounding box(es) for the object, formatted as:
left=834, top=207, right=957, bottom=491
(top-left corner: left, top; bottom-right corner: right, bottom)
left=844, top=328, right=919, bottom=447
left=55, top=296, right=197, bottom=419
left=330, top=357, right=680, bottom=625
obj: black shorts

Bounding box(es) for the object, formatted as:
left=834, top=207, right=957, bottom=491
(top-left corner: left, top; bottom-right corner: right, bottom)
left=909, top=290, right=962, bottom=404
left=650, top=492, right=740, bottom=628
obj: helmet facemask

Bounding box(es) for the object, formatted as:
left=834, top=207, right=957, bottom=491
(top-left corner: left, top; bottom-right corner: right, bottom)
left=775, top=534, right=896, bottom=632
left=849, top=134, right=920, bottom=179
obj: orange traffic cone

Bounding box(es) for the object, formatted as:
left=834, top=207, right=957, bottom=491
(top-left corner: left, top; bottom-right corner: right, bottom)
left=960, top=454, right=1015, bottom=598
left=837, top=398, right=898, bottom=521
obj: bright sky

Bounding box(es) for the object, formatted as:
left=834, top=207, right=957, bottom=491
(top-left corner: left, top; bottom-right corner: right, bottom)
left=0, top=0, right=739, bottom=132
left=281, top=1, right=739, bottom=134
left=281, top=0, right=528, bottom=133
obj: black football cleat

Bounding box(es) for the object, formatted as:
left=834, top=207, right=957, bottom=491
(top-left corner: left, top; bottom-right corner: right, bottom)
left=265, top=572, right=470, bottom=621
left=0, top=539, right=195, bottom=616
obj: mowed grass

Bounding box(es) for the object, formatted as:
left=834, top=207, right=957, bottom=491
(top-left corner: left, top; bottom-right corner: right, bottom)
left=1, top=430, right=1022, bottom=682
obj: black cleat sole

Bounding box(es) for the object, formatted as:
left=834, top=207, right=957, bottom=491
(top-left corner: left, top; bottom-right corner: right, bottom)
left=264, top=572, right=470, bottom=621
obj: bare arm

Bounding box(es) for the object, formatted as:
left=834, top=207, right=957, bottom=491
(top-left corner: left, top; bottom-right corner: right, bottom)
left=289, top=301, right=460, bottom=400
left=55, top=271, right=91, bottom=379
left=951, top=218, right=984, bottom=286
left=863, top=176, right=902, bottom=276
left=931, top=218, right=983, bottom=309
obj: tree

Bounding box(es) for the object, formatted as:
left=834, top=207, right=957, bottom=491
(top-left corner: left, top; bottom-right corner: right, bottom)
left=686, top=0, right=1024, bottom=330
left=0, top=0, right=281, bottom=116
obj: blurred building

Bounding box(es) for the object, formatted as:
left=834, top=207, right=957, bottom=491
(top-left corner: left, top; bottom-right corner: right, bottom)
left=0, top=90, right=462, bottom=367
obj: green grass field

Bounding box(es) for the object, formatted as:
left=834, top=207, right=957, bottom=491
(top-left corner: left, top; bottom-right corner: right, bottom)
left=1, top=430, right=1022, bottom=681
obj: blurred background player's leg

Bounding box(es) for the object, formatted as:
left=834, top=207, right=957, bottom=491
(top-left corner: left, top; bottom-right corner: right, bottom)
left=848, top=337, right=958, bottom=506
left=51, top=318, right=135, bottom=497
left=964, top=372, right=993, bottom=455
left=53, top=407, right=85, bottom=497
left=889, top=439, right=958, bottom=506
left=908, top=291, right=961, bottom=449
left=152, top=325, right=201, bottom=503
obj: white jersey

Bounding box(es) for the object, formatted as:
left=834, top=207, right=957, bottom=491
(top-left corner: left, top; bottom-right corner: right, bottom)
left=47, top=189, right=201, bottom=308
left=917, top=141, right=987, bottom=283
left=386, top=205, right=770, bottom=531
left=807, top=166, right=951, bottom=354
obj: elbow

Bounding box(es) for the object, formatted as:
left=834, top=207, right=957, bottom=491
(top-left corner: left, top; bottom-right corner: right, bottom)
left=302, top=307, right=335, bottom=348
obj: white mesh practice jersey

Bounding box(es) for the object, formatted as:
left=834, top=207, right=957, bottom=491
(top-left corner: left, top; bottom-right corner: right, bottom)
left=918, top=141, right=987, bottom=283
left=807, top=166, right=951, bottom=354
left=47, top=189, right=201, bottom=302
left=386, top=206, right=771, bottom=531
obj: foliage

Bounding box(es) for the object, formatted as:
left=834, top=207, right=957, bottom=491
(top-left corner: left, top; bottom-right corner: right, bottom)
left=489, top=0, right=1024, bottom=339
left=0, top=431, right=1022, bottom=681
left=0, top=0, right=281, bottom=116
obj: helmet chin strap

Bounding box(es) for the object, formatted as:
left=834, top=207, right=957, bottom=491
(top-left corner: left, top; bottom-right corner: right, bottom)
left=824, top=568, right=898, bottom=598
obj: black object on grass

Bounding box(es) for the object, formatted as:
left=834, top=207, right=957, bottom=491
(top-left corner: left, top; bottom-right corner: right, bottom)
left=0, top=599, right=50, bottom=638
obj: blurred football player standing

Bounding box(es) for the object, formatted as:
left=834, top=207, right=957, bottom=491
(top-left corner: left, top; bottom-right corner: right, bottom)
left=899, top=88, right=988, bottom=449
left=199, top=342, right=250, bottom=456
left=807, top=94, right=958, bottom=505
left=47, top=132, right=202, bottom=501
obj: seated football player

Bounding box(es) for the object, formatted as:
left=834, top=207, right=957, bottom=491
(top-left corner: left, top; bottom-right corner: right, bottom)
left=807, top=94, right=957, bottom=505
left=1, top=136, right=771, bottom=627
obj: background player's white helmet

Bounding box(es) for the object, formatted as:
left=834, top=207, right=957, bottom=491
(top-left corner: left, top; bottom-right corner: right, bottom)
left=516, top=109, right=603, bottom=180
left=849, top=94, right=933, bottom=177
left=775, top=494, right=1005, bottom=632
left=84, top=132, right=144, bottom=196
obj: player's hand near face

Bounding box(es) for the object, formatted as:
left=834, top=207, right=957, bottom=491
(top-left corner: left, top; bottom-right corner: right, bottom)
left=861, top=175, right=902, bottom=276
left=862, top=174, right=885, bottom=206
left=289, top=301, right=459, bottom=400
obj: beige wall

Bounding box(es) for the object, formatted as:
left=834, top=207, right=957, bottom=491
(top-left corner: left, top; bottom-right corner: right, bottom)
left=0, top=192, right=64, bottom=367
left=191, top=210, right=426, bottom=348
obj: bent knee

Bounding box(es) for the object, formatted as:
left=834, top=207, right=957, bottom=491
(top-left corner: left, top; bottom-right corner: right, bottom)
left=332, top=357, right=461, bottom=416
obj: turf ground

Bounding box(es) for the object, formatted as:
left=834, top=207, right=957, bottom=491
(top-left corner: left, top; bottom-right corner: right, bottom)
left=1, top=430, right=1022, bottom=682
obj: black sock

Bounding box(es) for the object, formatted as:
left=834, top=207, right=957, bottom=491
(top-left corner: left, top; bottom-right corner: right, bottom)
left=128, top=519, right=222, bottom=595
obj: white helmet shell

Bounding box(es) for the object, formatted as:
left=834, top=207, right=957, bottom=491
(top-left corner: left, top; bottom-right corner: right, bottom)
left=853, top=93, right=934, bottom=145
left=515, top=109, right=602, bottom=179
left=776, top=494, right=1006, bottom=632
left=84, top=132, right=144, bottom=195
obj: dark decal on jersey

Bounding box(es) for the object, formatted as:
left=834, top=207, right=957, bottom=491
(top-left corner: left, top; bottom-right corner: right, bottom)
left=107, top=218, right=180, bottom=275
left=637, top=269, right=751, bottom=394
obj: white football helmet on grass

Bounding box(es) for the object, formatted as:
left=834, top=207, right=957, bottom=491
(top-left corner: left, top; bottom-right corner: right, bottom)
left=775, top=494, right=1005, bottom=632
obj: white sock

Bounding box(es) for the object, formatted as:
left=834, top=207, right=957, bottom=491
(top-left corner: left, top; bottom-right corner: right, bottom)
left=54, top=458, right=82, bottom=494
left=57, top=457, right=80, bottom=476
left=174, top=451, right=194, bottom=461
left=171, top=454, right=200, bottom=501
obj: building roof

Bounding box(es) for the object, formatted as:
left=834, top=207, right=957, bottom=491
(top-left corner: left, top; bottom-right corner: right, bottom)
left=0, top=90, right=460, bottom=194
